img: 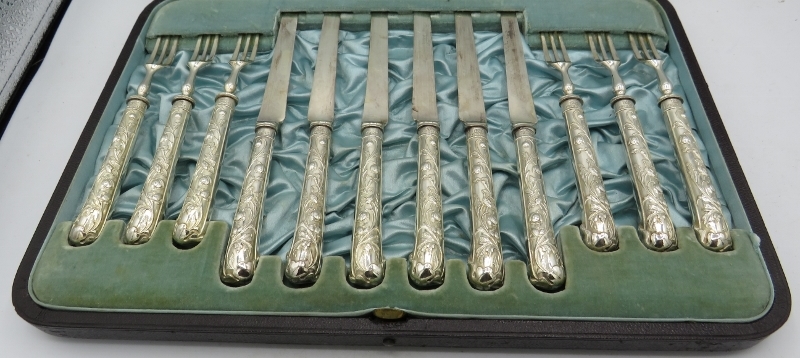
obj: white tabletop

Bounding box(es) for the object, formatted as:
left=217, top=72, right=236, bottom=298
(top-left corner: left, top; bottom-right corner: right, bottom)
left=1, top=0, right=797, bottom=356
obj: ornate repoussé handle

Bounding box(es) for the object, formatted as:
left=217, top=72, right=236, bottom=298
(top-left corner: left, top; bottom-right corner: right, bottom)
left=561, top=96, right=617, bottom=251
left=284, top=125, right=332, bottom=284
left=220, top=125, right=276, bottom=284
left=69, top=98, right=148, bottom=246
left=124, top=98, right=192, bottom=244
left=173, top=93, right=237, bottom=246
left=408, top=125, right=445, bottom=287
left=514, top=127, right=565, bottom=290
left=660, top=96, right=731, bottom=251
left=465, top=126, right=504, bottom=291
left=613, top=96, right=676, bottom=251
left=349, top=126, right=385, bottom=288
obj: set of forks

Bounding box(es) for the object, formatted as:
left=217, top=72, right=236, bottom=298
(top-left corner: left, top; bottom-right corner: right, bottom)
left=68, top=13, right=732, bottom=294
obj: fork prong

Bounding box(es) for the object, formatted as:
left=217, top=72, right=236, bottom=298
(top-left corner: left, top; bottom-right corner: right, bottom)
left=207, top=35, right=219, bottom=61
left=541, top=33, right=553, bottom=63
left=629, top=33, right=643, bottom=60
left=155, top=37, right=169, bottom=65
left=606, top=33, right=619, bottom=61
left=647, top=34, right=661, bottom=60
left=596, top=33, right=609, bottom=60
left=232, top=35, right=243, bottom=61
left=190, top=36, right=202, bottom=62
left=557, top=33, right=570, bottom=62
left=241, top=35, right=252, bottom=62
left=637, top=34, right=651, bottom=60
left=200, top=35, right=210, bottom=60
left=248, top=34, right=260, bottom=62
left=549, top=33, right=561, bottom=62
left=588, top=33, right=601, bottom=61
left=148, top=37, right=161, bottom=64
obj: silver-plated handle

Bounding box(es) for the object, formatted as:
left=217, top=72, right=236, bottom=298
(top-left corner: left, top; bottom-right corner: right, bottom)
left=561, top=96, right=617, bottom=251
left=514, top=127, right=565, bottom=291
left=465, top=126, right=504, bottom=290
left=124, top=98, right=193, bottom=244
left=613, top=97, right=676, bottom=251
left=220, top=125, right=276, bottom=285
left=69, top=98, right=148, bottom=246
left=349, top=126, right=385, bottom=288
left=660, top=96, right=731, bottom=251
left=409, top=125, right=445, bottom=287
left=284, top=125, right=332, bottom=285
left=174, top=93, right=237, bottom=246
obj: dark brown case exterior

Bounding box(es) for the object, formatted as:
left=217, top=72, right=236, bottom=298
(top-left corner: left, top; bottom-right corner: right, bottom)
left=12, top=0, right=791, bottom=351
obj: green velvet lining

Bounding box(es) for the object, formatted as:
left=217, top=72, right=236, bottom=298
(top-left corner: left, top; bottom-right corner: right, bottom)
left=31, top=221, right=771, bottom=321
left=145, top=0, right=667, bottom=51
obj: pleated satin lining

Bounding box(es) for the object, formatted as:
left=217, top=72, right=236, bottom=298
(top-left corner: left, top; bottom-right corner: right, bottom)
left=78, top=30, right=733, bottom=263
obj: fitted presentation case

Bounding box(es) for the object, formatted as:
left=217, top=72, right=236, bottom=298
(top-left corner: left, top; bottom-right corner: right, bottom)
left=12, top=0, right=791, bottom=351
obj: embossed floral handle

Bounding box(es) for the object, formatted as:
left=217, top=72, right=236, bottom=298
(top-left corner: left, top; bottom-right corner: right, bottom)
left=69, top=98, right=148, bottom=246
left=561, top=96, right=617, bottom=251
left=465, top=126, right=504, bottom=291
left=613, top=96, right=676, bottom=251
left=284, top=125, right=332, bottom=285
left=660, top=96, right=731, bottom=251
left=124, top=98, right=192, bottom=244
left=173, top=94, right=237, bottom=246
left=349, top=126, right=385, bottom=288
left=220, top=125, right=276, bottom=285
left=514, top=127, right=565, bottom=291
left=408, top=125, right=445, bottom=287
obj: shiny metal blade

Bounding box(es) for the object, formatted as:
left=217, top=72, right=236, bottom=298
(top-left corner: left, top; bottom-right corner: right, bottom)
left=412, top=13, right=438, bottom=126
left=500, top=14, right=537, bottom=127
left=361, top=13, right=389, bottom=127
left=307, top=14, right=340, bottom=124
left=455, top=12, right=486, bottom=125
left=256, top=15, right=298, bottom=124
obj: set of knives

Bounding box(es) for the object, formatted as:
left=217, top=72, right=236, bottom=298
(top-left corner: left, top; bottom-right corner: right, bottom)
left=67, top=12, right=733, bottom=293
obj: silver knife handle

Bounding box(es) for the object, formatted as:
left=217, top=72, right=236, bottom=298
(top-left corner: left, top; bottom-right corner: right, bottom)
left=514, top=127, right=565, bottom=291
left=284, top=125, right=332, bottom=285
left=349, top=126, right=385, bottom=288
left=69, top=97, right=148, bottom=246
left=660, top=96, right=731, bottom=251
left=465, top=126, right=504, bottom=290
left=561, top=96, right=617, bottom=251
left=124, top=98, right=193, bottom=244
left=613, top=96, right=676, bottom=251
left=220, top=125, right=276, bottom=285
left=174, top=93, right=237, bottom=246
left=409, top=125, right=445, bottom=287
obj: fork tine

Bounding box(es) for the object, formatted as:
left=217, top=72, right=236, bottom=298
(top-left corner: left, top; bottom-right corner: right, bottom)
left=232, top=35, right=243, bottom=61
left=588, top=33, right=601, bottom=61
left=241, top=35, right=252, bottom=62
left=207, top=35, right=219, bottom=61
left=647, top=34, right=661, bottom=60
left=558, top=33, right=570, bottom=62
left=596, top=33, right=609, bottom=60
left=148, top=37, right=162, bottom=64
left=549, top=33, right=561, bottom=62
left=248, top=34, right=260, bottom=62
left=155, top=37, right=169, bottom=65
left=637, top=34, right=651, bottom=60
left=629, top=33, right=643, bottom=60
left=190, top=36, right=202, bottom=62
left=541, top=33, right=552, bottom=63
left=200, top=35, right=210, bottom=60
left=165, top=36, right=178, bottom=65
left=606, top=33, right=619, bottom=61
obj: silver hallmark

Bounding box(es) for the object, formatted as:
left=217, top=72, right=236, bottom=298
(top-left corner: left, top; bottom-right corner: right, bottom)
left=125, top=35, right=219, bottom=245
left=220, top=16, right=298, bottom=285
left=456, top=12, right=504, bottom=291
left=630, top=33, right=731, bottom=251
left=542, top=32, right=617, bottom=252
left=69, top=36, right=178, bottom=246
left=173, top=33, right=260, bottom=247
left=501, top=15, right=565, bottom=291
left=589, top=32, right=676, bottom=251
left=285, top=14, right=341, bottom=285
left=408, top=12, right=445, bottom=288
left=349, top=14, right=389, bottom=288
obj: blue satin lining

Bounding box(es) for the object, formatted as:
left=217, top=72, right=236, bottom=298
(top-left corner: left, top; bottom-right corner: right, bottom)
left=79, top=30, right=732, bottom=263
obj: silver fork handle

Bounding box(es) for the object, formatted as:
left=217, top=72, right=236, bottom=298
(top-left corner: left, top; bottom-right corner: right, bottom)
left=173, top=93, right=237, bottom=246
left=465, top=126, right=504, bottom=291
left=220, top=125, right=276, bottom=285
left=284, top=125, right=331, bottom=285
left=613, top=96, right=676, bottom=251
left=561, top=96, right=617, bottom=251
left=660, top=96, right=731, bottom=251
left=124, top=98, right=193, bottom=244
left=514, top=127, right=565, bottom=291
left=349, top=126, right=385, bottom=288
left=409, top=125, right=445, bottom=287
left=69, top=97, right=148, bottom=246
